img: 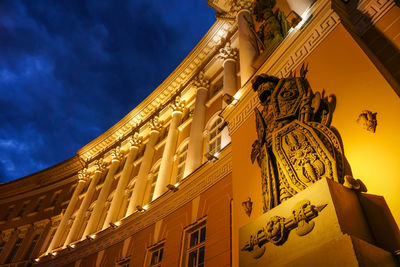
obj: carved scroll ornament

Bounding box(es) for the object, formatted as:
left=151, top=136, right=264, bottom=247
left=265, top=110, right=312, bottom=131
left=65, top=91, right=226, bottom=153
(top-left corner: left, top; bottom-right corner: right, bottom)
left=242, top=200, right=327, bottom=259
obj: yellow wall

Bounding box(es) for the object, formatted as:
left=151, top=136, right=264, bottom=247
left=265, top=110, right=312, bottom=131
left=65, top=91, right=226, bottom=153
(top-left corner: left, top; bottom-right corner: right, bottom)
left=304, top=24, right=400, bottom=225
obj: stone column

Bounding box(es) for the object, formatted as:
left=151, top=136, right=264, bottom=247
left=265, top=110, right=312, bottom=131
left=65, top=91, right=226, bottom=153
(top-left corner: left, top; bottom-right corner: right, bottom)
left=218, top=41, right=239, bottom=107
left=83, top=147, right=123, bottom=236
left=103, top=133, right=142, bottom=228
left=63, top=159, right=106, bottom=246
left=184, top=71, right=210, bottom=177
left=235, top=0, right=257, bottom=86
left=47, top=169, right=89, bottom=251
left=153, top=97, right=185, bottom=200
left=126, top=117, right=162, bottom=214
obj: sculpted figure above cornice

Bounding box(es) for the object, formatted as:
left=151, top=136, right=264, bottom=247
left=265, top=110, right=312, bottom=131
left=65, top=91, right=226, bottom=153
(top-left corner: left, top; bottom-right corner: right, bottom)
left=193, top=71, right=210, bottom=90
left=94, top=159, right=106, bottom=173
left=217, top=41, right=238, bottom=61
left=232, top=0, right=253, bottom=13
left=78, top=168, right=90, bottom=181
left=171, top=96, right=186, bottom=113
left=150, top=116, right=163, bottom=132
left=129, top=132, right=143, bottom=148
left=111, top=146, right=123, bottom=162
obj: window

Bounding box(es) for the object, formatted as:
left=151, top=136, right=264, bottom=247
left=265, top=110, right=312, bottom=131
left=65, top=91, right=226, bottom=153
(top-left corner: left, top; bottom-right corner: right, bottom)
left=147, top=166, right=159, bottom=203
left=176, top=143, right=188, bottom=182
left=50, top=192, right=60, bottom=207
left=33, top=198, right=44, bottom=212
left=0, top=241, right=5, bottom=257
left=146, top=244, right=164, bottom=267
left=117, top=258, right=130, bottom=267
left=16, top=202, right=29, bottom=217
left=183, top=221, right=206, bottom=267
left=208, top=118, right=223, bottom=155
left=5, top=237, right=23, bottom=263
left=24, top=233, right=40, bottom=260
left=2, top=205, right=14, bottom=221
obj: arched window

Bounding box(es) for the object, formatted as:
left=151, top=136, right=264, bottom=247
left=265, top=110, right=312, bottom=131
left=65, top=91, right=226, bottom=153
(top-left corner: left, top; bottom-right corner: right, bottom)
left=176, top=142, right=189, bottom=183
left=208, top=117, right=223, bottom=156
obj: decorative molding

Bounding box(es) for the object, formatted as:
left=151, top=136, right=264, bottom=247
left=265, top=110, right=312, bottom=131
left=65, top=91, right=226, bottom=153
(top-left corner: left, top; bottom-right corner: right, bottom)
left=77, top=20, right=234, bottom=161
left=217, top=41, right=238, bottom=62
left=93, top=159, right=106, bottom=173
left=78, top=168, right=90, bottom=182
left=150, top=116, right=163, bottom=132
left=39, top=148, right=232, bottom=266
left=111, top=147, right=123, bottom=162
left=193, top=71, right=211, bottom=90
left=129, top=133, right=143, bottom=148
left=170, top=96, right=186, bottom=113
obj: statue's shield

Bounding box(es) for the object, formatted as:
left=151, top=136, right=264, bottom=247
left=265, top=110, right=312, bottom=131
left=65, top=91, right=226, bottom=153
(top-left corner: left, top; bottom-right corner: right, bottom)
left=272, top=120, right=338, bottom=193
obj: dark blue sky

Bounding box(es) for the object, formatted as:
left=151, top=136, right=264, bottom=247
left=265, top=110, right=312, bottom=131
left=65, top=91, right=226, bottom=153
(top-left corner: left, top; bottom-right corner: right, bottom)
left=0, top=0, right=215, bottom=183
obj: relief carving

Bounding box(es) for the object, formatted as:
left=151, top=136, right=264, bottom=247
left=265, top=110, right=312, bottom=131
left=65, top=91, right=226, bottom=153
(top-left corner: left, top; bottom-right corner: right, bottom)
left=357, top=110, right=377, bottom=133
left=251, top=66, right=348, bottom=212
left=129, top=132, right=143, bottom=148
left=242, top=200, right=327, bottom=258
left=170, top=96, right=186, bottom=113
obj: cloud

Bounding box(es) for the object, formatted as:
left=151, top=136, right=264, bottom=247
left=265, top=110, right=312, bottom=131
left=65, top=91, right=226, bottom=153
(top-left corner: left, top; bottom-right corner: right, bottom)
left=0, top=0, right=215, bottom=182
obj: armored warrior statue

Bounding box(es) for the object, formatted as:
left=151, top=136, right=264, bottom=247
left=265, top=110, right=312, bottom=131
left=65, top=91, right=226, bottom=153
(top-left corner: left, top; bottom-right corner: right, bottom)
left=251, top=65, right=349, bottom=212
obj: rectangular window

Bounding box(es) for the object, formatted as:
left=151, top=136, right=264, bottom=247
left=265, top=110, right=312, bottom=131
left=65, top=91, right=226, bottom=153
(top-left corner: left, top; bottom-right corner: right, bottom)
left=146, top=244, right=164, bottom=267
left=5, top=237, right=23, bottom=263
left=16, top=202, right=29, bottom=217
left=183, top=221, right=206, bottom=267
left=24, top=233, right=40, bottom=260
left=117, top=258, right=130, bottom=267
left=50, top=192, right=60, bottom=207
left=33, top=198, right=44, bottom=212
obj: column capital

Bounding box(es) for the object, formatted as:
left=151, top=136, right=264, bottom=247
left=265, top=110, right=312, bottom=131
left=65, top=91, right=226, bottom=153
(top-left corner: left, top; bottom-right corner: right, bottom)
left=33, top=219, right=49, bottom=232
left=193, top=70, right=210, bottom=90
left=111, top=146, right=123, bottom=162
left=129, top=132, right=143, bottom=148
left=78, top=168, right=90, bottom=182
left=217, top=41, right=238, bottom=62
left=1, top=229, right=14, bottom=242
left=17, top=225, right=31, bottom=238
left=232, top=0, right=253, bottom=13
left=94, top=158, right=106, bottom=173
left=171, top=96, right=186, bottom=114
left=150, top=116, right=163, bottom=132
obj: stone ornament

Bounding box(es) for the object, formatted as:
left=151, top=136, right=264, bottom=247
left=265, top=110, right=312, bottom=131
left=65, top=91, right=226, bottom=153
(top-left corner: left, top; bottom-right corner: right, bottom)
left=111, top=146, right=123, bottom=162
left=129, top=132, right=143, bottom=148
left=217, top=41, right=238, bottom=62
left=357, top=110, right=377, bottom=133
left=242, top=197, right=253, bottom=217
left=170, top=96, right=186, bottom=113
left=242, top=200, right=327, bottom=259
left=251, top=66, right=347, bottom=212
left=78, top=168, right=90, bottom=182
left=193, top=71, right=210, bottom=90
left=94, top=158, right=106, bottom=173
left=232, top=0, right=253, bottom=12
left=150, top=116, right=163, bottom=132
left=1, top=229, right=14, bottom=242
left=17, top=225, right=30, bottom=238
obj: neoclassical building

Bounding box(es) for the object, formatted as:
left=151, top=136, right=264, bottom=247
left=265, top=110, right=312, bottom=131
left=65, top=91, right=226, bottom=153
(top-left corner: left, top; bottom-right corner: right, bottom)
left=1, top=0, right=400, bottom=266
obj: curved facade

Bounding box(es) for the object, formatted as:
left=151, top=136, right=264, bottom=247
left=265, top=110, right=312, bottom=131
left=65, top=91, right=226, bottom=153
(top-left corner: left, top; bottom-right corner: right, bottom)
left=1, top=0, right=400, bottom=266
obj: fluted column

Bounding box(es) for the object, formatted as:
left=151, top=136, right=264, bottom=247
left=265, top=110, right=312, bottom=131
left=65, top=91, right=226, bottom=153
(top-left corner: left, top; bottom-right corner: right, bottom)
left=184, top=71, right=210, bottom=177
left=63, top=159, right=106, bottom=246
left=83, top=147, right=123, bottom=236
left=47, top=169, right=89, bottom=251
left=126, top=117, right=162, bottom=214
left=235, top=0, right=257, bottom=86
left=153, top=97, right=185, bottom=199
left=103, top=133, right=142, bottom=228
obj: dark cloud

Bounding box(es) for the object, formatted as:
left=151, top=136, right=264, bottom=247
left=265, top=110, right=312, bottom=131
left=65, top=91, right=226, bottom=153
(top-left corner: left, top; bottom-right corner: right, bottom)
left=0, top=0, right=215, bottom=183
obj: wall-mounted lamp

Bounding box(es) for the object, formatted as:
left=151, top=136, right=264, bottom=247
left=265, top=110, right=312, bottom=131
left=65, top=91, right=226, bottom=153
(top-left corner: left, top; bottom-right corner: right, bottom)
left=110, top=221, right=121, bottom=228
left=86, top=234, right=96, bottom=240
left=223, top=94, right=238, bottom=105
left=205, top=152, right=219, bottom=162
left=66, top=244, right=76, bottom=250
left=136, top=205, right=147, bottom=212
left=166, top=184, right=178, bottom=192
left=34, top=258, right=40, bottom=263
left=50, top=251, right=57, bottom=257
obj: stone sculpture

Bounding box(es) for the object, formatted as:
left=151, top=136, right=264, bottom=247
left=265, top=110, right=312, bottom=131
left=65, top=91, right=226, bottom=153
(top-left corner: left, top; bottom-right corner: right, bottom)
left=251, top=65, right=347, bottom=212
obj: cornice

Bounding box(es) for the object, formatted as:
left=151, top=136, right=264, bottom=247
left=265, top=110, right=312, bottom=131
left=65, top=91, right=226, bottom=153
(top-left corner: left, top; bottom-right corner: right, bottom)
left=38, top=146, right=232, bottom=266
left=77, top=19, right=235, bottom=162
left=0, top=156, right=83, bottom=201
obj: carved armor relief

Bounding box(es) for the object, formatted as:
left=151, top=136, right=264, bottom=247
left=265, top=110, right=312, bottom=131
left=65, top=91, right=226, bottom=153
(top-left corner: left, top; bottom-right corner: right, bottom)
left=251, top=65, right=347, bottom=212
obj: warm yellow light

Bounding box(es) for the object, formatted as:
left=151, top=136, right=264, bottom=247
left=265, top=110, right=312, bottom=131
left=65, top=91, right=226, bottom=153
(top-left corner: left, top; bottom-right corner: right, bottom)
left=114, top=221, right=121, bottom=227
left=90, top=234, right=96, bottom=239
left=34, top=258, right=40, bottom=262
left=70, top=244, right=75, bottom=248
left=51, top=252, right=57, bottom=256
left=142, top=204, right=149, bottom=210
